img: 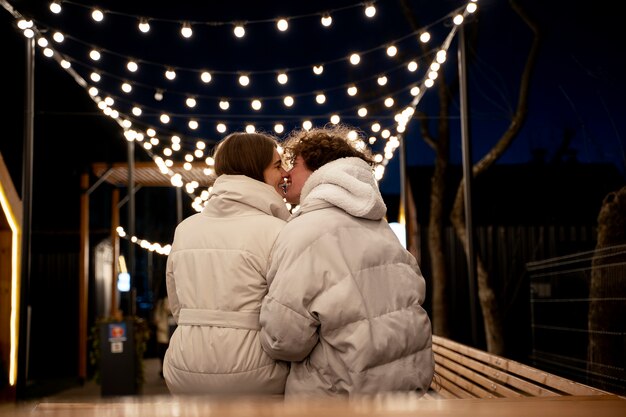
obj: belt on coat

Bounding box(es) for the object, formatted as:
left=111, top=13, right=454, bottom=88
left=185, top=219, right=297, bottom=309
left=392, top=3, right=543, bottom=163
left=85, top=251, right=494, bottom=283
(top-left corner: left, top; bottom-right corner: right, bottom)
left=177, top=308, right=260, bottom=330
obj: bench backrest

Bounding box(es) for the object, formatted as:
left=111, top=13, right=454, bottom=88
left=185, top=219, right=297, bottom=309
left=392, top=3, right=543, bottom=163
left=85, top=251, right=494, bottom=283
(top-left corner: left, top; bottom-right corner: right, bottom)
left=429, top=335, right=608, bottom=399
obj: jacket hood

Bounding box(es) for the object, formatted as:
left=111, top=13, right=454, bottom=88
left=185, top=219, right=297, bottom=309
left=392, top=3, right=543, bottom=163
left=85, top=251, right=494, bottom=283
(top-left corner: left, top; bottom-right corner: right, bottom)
left=298, top=157, right=386, bottom=220
left=203, top=175, right=290, bottom=221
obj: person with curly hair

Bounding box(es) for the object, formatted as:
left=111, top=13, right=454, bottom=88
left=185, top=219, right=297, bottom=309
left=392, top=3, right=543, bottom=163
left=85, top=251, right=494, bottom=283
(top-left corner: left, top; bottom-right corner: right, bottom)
left=260, top=125, right=434, bottom=397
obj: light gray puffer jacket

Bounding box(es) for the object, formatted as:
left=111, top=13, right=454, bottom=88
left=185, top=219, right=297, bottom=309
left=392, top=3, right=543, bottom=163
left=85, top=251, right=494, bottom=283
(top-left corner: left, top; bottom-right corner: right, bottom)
left=164, top=175, right=290, bottom=395
left=260, top=157, right=434, bottom=397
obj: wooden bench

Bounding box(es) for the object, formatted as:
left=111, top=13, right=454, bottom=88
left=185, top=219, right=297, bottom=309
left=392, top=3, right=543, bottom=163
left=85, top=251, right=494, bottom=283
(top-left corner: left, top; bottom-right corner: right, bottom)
left=427, top=335, right=609, bottom=399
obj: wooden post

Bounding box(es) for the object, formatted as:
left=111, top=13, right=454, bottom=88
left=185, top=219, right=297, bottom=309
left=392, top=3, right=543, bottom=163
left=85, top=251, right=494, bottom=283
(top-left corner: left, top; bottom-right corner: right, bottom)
left=78, top=173, right=89, bottom=380
left=110, top=188, right=120, bottom=319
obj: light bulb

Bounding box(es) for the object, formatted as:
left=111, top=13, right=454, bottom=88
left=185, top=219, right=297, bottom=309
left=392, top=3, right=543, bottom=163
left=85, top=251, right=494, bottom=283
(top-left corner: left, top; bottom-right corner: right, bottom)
left=347, top=86, right=358, bottom=96
left=330, top=115, right=340, bottom=124
left=60, top=59, right=70, bottom=68
left=188, top=120, right=198, bottom=129
left=276, top=19, right=288, bottom=31
left=386, top=45, right=398, bottom=57
left=321, top=14, right=332, bottom=27
left=283, top=96, right=294, bottom=107
left=453, top=14, right=464, bottom=25
left=53, top=32, right=64, bottom=43
left=200, top=71, right=212, bottom=83
left=277, top=73, right=288, bottom=84
left=132, top=107, right=142, bottom=116
left=50, top=1, right=61, bottom=14
left=302, top=120, right=312, bottom=131
left=274, top=124, right=284, bottom=134
left=219, top=100, right=230, bottom=110
left=138, top=18, right=150, bottom=33
left=377, top=76, right=388, bottom=86
left=181, top=22, right=193, bottom=38
left=350, top=53, right=361, bottom=65
left=316, top=94, right=326, bottom=104
left=154, top=90, right=164, bottom=101
left=91, top=9, right=104, bottom=22
left=384, top=98, right=394, bottom=107
left=365, top=4, right=376, bottom=18
left=121, top=82, right=132, bottom=93
left=313, top=65, right=324, bottom=75
left=186, top=97, right=197, bottom=108
left=239, top=74, right=250, bottom=86
left=358, top=107, right=367, bottom=117
left=216, top=123, right=226, bottom=133
left=127, top=61, right=138, bottom=72
left=407, top=61, right=418, bottom=72
left=234, top=24, right=245, bottom=38
left=419, top=32, right=431, bottom=43
left=89, top=50, right=100, bottom=61
left=251, top=99, right=262, bottom=110
left=245, top=124, right=255, bottom=133
left=90, top=72, right=101, bottom=82
left=165, top=69, right=176, bottom=80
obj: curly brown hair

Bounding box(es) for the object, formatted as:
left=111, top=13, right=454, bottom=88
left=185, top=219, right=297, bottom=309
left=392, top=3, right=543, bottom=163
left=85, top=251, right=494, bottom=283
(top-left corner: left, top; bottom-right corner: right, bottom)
left=283, top=125, right=374, bottom=171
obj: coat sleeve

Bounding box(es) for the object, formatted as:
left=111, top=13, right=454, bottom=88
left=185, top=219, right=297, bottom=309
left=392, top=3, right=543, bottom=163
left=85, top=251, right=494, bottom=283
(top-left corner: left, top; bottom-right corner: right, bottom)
left=259, top=295, right=319, bottom=361
left=259, top=227, right=320, bottom=361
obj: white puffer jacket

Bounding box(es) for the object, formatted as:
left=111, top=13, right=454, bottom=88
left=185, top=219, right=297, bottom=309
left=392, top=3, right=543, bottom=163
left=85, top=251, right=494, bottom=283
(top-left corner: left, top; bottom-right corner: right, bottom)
left=260, top=157, right=434, bottom=397
left=164, top=175, right=290, bottom=394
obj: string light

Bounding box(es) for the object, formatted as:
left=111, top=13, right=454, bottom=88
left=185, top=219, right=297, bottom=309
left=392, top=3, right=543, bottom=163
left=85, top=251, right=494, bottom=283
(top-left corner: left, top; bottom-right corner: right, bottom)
left=91, top=9, right=104, bottom=22
left=313, top=65, right=324, bottom=75
left=364, top=4, right=377, bottom=18
left=277, top=72, right=288, bottom=84
left=138, top=18, right=150, bottom=33
left=49, top=1, right=61, bottom=14
left=15, top=0, right=477, bottom=212
left=276, top=18, right=288, bottom=32
left=321, top=14, right=332, bottom=27
left=200, top=71, right=212, bottom=83
left=127, top=60, right=138, bottom=72
left=186, top=97, right=196, bottom=108
left=52, top=32, right=64, bottom=42
left=349, top=53, right=361, bottom=65
left=238, top=74, right=250, bottom=86
left=180, top=22, right=193, bottom=38
left=233, top=24, right=245, bottom=38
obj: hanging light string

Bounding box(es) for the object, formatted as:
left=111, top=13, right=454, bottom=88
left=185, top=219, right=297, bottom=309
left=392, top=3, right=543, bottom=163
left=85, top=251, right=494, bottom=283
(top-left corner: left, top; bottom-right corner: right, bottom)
left=116, top=226, right=171, bottom=256
left=53, top=0, right=379, bottom=30
left=5, top=0, right=479, bottom=237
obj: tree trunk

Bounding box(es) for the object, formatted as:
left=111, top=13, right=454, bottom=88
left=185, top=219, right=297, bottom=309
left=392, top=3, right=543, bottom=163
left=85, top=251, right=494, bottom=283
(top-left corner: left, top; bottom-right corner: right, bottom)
left=450, top=0, right=541, bottom=354
left=588, top=186, right=626, bottom=390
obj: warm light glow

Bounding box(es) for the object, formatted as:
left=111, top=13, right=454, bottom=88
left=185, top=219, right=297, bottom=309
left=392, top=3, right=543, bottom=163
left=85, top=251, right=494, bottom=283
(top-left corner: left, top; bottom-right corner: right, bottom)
left=217, top=123, right=227, bottom=133
left=90, top=72, right=101, bottom=82
left=147, top=128, right=156, bottom=137
left=347, top=85, right=358, bottom=96
left=92, top=9, right=104, bottom=22
left=302, top=120, right=312, bottom=130
left=234, top=24, right=245, bottom=38
left=246, top=124, right=256, bottom=133
left=127, top=61, right=138, bottom=72
left=315, top=94, right=326, bottom=104
left=0, top=181, right=21, bottom=386
left=104, top=96, right=114, bottom=106
left=283, top=96, right=294, bottom=107
left=89, top=50, right=101, bottom=61
left=425, top=78, right=434, bottom=88
left=467, top=3, right=478, bottom=13
left=276, top=19, right=288, bottom=31
left=165, top=69, right=176, bottom=80
left=88, top=87, right=98, bottom=96
left=377, top=75, right=388, bottom=86
left=384, top=98, right=394, bottom=107
left=371, top=123, right=381, bottom=132
left=50, top=1, right=61, bottom=14
left=154, top=90, right=164, bottom=101
left=410, top=86, right=420, bottom=96
left=330, top=114, right=340, bottom=124
left=37, top=37, right=48, bottom=48
left=43, top=48, right=53, bottom=58
left=251, top=99, right=262, bottom=110
left=365, top=4, right=376, bottom=18
left=419, top=32, right=431, bottom=43
left=358, top=107, right=368, bottom=117
left=313, top=65, right=324, bottom=75
left=186, top=97, right=197, bottom=108
left=138, top=18, right=150, bottom=33
left=277, top=73, right=288, bottom=84
left=17, top=19, right=33, bottom=30
left=453, top=14, right=464, bottom=25
left=436, top=50, right=447, bottom=63
left=321, top=14, right=332, bottom=27
left=60, top=59, right=71, bottom=69
left=181, top=22, right=193, bottom=38
left=52, top=32, right=64, bottom=43
left=239, top=74, right=250, bottom=86
left=23, top=28, right=34, bottom=38
left=188, top=120, right=199, bottom=129
left=350, top=53, right=361, bottom=65
left=132, top=106, right=142, bottom=116
left=219, top=100, right=230, bottom=110
left=200, top=71, right=212, bottom=83
left=407, top=61, right=418, bottom=72
left=274, top=123, right=284, bottom=134
left=386, top=46, right=398, bottom=57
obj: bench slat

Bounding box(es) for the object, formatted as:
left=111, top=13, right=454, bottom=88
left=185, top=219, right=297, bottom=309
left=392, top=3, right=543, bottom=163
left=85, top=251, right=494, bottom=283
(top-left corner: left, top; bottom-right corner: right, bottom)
left=435, top=364, right=494, bottom=398
left=434, top=344, right=556, bottom=397
left=430, top=335, right=607, bottom=398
